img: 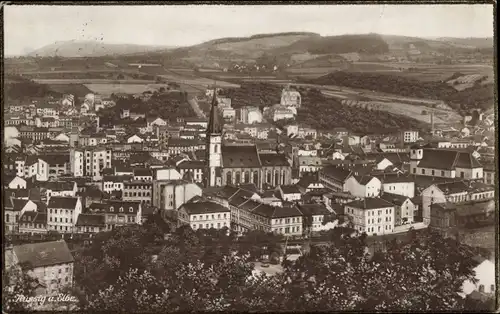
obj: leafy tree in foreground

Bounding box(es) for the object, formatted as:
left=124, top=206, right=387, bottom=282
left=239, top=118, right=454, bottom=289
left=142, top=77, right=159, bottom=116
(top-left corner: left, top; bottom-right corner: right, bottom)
left=76, top=221, right=482, bottom=312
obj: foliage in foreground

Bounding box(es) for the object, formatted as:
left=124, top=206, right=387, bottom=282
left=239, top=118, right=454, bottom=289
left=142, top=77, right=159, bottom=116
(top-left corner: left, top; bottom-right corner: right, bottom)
left=61, top=217, right=485, bottom=312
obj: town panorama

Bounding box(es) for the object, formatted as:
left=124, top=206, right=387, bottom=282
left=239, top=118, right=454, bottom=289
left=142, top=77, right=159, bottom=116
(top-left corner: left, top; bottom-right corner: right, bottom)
left=2, top=4, right=497, bottom=313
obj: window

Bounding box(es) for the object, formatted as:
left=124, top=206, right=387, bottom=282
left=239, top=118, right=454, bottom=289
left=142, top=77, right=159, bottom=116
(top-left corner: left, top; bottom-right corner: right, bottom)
left=441, top=171, right=445, bottom=176
left=421, top=169, right=425, bottom=174
left=460, top=172, right=464, bottom=178
left=491, top=284, right=495, bottom=292
left=479, top=285, right=484, bottom=293
left=431, top=170, right=435, bottom=176
left=110, top=206, right=114, bottom=212
left=119, top=207, right=124, bottom=212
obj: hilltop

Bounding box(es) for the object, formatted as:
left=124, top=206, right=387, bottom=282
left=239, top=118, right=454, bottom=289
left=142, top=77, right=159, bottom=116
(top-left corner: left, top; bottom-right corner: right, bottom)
left=27, top=40, right=175, bottom=58
left=131, top=33, right=493, bottom=68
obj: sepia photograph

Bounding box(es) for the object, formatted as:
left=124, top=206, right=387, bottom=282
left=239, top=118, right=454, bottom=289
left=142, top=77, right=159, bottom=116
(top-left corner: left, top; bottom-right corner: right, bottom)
left=1, top=2, right=497, bottom=312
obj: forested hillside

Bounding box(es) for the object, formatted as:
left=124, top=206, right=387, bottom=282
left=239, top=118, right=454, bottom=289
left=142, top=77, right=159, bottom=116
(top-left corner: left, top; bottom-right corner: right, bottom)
left=308, top=71, right=494, bottom=112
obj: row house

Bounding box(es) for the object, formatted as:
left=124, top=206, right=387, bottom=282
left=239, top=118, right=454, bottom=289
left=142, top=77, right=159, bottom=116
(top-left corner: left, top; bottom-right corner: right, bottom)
left=344, top=198, right=396, bottom=236
left=298, top=156, right=322, bottom=176
left=344, top=175, right=382, bottom=198
left=35, top=102, right=59, bottom=117
left=375, top=173, right=415, bottom=198
left=123, top=181, right=153, bottom=205
left=102, top=175, right=132, bottom=193
left=87, top=200, right=142, bottom=230
left=319, top=166, right=354, bottom=192
left=19, top=156, right=49, bottom=182
left=4, top=175, right=27, bottom=189
left=5, top=198, right=38, bottom=233
left=18, top=211, right=48, bottom=235
left=205, top=186, right=261, bottom=233
left=380, top=192, right=417, bottom=225
left=154, top=179, right=202, bottom=210
left=261, top=205, right=303, bottom=236
left=35, top=116, right=58, bottom=128
left=298, top=204, right=332, bottom=234
left=70, top=147, right=112, bottom=180
left=41, top=154, right=71, bottom=180
left=5, top=115, right=36, bottom=126
left=47, top=196, right=83, bottom=233
left=79, top=133, right=108, bottom=146
left=178, top=201, right=231, bottom=230
left=39, top=181, right=78, bottom=202
left=75, top=214, right=106, bottom=233
left=6, top=241, right=74, bottom=297
left=133, top=168, right=153, bottom=181
left=18, top=126, right=51, bottom=142
left=421, top=181, right=494, bottom=225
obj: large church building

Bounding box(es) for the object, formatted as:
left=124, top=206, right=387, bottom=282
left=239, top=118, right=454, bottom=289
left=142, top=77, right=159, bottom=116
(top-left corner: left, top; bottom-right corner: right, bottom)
left=205, top=90, right=292, bottom=190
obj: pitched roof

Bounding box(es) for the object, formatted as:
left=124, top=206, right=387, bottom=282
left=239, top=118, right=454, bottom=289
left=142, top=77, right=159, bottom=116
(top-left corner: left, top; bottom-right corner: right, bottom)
left=5, top=198, right=31, bottom=211
left=375, top=173, right=414, bottom=184
left=88, top=200, right=141, bottom=214
left=259, top=153, right=289, bottom=167
left=182, top=201, right=230, bottom=215
left=19, top=211, right=47, bottom=224
left=435, top=181, right=469, bottom=194
left=177, top=160, right=205, bottom=169
left=296, top=174, right=321, bottom=189
left=417, top=149, right=481, bottom=170
left=13, top=240, right=74, bottom=269
left=40, top=181, right=75, bottom=191
left=47, top=196, right=79, bottom=209
left=354, top=175, right=377, bottom=185
left=280, top=185, right=301, bottom=194
left=298, top=156, right=322, bottom=166
left=346, top=198, right=394, bottom=210
left=222, top=145, right=261, bottom=168
left=298, top=204, right=330, bottom=216
left=321, top=166, right=353, bottom=182
left=75, top=214, right=106, bottom=227
left=133, top=168, right=153, bottom=177
left=380, top=192, right=410, bottom=206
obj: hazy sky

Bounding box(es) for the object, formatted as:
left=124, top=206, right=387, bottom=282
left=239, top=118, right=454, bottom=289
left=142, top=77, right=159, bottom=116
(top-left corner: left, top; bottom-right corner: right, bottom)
left=4, top=4, right=494, bottom=56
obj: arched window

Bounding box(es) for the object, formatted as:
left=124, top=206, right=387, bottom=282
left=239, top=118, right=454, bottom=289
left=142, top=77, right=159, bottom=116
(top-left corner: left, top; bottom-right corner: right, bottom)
left=244, top=171, right=250, bottom=183
left=226, top=171, right=232, bottom=185
left=110, top=206, right=114, bottom=212
left=267, top=171, right=271, bottom=184
left=274, top=170, right=279, bottom=186
left=235, top=171, right=241, bottom=184
left=253, top=171, right=259, bottom=185
left=129, top=207, right=134, bottom=212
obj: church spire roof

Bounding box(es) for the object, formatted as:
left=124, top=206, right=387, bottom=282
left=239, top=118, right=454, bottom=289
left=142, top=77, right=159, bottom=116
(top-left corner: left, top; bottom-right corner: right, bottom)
left=207, top=83, right=222, bottom=134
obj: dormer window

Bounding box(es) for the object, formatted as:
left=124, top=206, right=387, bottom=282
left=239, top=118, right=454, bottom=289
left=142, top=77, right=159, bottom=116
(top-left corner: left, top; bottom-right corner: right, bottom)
left=119, top=207, right=124, bottom=212
left=110, top=206, right=114, bottom=212
left=129, top=207, right=134, bottom=212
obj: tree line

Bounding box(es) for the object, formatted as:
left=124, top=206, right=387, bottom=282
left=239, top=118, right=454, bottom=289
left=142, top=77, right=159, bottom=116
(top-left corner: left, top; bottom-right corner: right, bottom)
left=3, top=213, right=493, bottom=312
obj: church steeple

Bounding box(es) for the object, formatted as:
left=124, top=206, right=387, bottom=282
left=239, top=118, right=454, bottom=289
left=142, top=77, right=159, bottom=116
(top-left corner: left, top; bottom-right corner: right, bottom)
left=205, top=82, right=223, bottom=188
left=207, top=84, right=222, bottom=134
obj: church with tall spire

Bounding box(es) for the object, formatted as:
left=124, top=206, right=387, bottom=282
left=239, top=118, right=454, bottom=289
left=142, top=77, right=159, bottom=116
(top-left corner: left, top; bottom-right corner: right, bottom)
left=205, top=85, right=223, bottom=187
left=204, top=83, right=293, bottom=190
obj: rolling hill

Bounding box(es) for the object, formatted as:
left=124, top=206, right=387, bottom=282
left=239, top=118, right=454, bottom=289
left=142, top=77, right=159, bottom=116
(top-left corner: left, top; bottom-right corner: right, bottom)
left=146, top=33, right=493, bottom=68
left=28, top=40, right=175, bottom=58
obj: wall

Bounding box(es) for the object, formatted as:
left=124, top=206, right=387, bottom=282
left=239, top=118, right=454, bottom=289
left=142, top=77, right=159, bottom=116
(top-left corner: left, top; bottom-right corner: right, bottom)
left=382, top=182, right=415, bottom=198
left=190, top=211, right=230, bottom=230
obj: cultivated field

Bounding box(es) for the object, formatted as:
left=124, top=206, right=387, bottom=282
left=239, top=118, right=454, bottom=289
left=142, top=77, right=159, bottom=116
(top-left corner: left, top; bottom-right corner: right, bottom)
left=84, top=83, right=169, bottom=96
